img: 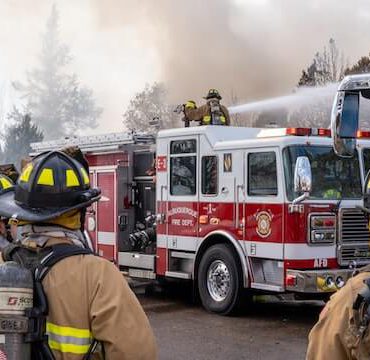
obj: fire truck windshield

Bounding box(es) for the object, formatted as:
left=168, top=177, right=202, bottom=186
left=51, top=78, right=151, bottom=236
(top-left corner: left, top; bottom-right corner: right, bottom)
left=283, top=145, right=362, bottom=201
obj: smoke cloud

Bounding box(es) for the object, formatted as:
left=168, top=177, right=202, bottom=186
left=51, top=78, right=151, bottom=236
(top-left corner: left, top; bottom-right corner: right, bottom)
left=1, top=0, right=370, bottom=132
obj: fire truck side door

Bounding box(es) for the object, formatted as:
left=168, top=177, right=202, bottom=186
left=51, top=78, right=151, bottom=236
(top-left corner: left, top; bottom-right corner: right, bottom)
left=244, top=148, right=284, bottom=267
left=166, top=136, right=199, bottom=253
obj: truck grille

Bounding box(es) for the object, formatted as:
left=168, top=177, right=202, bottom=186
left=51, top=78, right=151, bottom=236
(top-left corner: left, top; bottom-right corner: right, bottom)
left=339, top=209, right=370, bottom=265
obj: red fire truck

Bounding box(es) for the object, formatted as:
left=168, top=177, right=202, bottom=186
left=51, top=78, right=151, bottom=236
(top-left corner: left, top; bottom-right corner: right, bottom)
left=30, top=124, right=370, bottom=314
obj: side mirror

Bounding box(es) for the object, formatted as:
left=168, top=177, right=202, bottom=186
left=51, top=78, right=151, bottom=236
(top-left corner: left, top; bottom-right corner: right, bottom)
left=293, top=156, right=312, bottom=204
left=331, top=91, right=359, bottom=158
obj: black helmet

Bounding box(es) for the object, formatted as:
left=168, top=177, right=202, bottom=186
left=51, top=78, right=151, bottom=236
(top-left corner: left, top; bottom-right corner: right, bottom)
left=204, top=89, right=222, bottom=100
left=0, top=164, right=19, bottom=183
left=0, top=174, right=15, bottom=194
left=0, top=151, right=101, bottom=222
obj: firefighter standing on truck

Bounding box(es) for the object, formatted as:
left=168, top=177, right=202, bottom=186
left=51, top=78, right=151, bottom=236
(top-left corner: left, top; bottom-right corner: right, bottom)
left=0, top=150, right=157, bottom=359
left=184, top=89, right=230, bottom=126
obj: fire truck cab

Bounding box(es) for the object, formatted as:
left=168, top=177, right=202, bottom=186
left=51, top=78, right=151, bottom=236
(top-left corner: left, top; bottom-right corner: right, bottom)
left=31, top=125, right=370, bottom=314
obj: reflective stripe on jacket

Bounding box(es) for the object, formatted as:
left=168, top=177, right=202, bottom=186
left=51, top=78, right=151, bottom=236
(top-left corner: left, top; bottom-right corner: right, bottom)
left=46, top=322, right=92, bottom=355
left=202, top=115, right=226, bottom=125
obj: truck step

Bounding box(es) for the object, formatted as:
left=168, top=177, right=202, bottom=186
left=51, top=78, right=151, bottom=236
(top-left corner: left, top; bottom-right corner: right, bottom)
left=165, top=271, right=191, bottom=279
left=129, top=268, right=156, bottom=280
left=251, top=282, right=284, bottom=292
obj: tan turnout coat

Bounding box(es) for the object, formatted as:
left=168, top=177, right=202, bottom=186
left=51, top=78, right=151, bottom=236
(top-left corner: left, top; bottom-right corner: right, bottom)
left=306, top=270, right=370, bottom=360
left=184, top=103, right=230, bottom=125
left=22, top=238, right=157, bottom=360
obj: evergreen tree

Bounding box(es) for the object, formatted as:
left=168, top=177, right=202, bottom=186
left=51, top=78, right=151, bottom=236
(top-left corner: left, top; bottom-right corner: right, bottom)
left=345, top=54, right=370, bottom=75
left=14, top=4, right=102, bottom=139
left=2, top=110, right=43, bottom=168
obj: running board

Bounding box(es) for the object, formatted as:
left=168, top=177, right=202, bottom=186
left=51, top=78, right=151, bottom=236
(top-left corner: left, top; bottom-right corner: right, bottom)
left=165, top=271, right=191, bottom=279
left=251, top=282, right=284, bottom=292
left=129, top=268, right=156, bottom=280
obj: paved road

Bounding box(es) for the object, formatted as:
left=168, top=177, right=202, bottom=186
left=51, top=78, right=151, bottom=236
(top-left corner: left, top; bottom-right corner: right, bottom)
left=137, top=286, right=322, bottom=360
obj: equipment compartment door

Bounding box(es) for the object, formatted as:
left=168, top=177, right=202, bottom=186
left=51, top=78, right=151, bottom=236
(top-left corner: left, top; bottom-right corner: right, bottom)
left=96, top=171, right=117, bottom=262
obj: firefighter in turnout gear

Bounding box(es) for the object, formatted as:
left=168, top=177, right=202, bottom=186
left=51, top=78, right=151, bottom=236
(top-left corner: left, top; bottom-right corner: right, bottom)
left=0, top=151, right=157, bottom=359
left=184, top=89, right=230, bottom=126
left=306, top=179, right=370, bottom=359
left=306, top=271, right=370, bottom=360
left=0, top=174, right=15, bottom=250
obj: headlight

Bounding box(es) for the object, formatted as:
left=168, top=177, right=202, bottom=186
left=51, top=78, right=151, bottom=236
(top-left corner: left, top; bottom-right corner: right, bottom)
left=309, top=215, right=336, bottom=244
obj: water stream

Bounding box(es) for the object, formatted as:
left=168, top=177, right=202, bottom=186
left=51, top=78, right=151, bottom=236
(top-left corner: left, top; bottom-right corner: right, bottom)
left=228, top=83, right=338, bottom=115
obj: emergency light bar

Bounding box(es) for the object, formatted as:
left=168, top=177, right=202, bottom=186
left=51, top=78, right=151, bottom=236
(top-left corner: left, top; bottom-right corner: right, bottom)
left=286, top=127, right=370, bottom=138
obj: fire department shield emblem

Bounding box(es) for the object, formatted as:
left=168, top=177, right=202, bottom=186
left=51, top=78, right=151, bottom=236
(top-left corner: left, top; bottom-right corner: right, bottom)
left=255, top=211, right=272, bottom=238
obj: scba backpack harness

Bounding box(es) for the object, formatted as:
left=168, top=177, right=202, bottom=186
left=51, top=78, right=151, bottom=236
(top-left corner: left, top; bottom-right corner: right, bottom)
left=3, top=243, right=98, bottom=360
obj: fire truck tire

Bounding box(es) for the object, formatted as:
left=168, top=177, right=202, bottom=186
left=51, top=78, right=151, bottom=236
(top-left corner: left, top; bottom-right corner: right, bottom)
left=198, top=243, right=242, bottom=315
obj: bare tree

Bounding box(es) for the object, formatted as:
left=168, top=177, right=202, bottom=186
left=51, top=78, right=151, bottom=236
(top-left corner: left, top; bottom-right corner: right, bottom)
left=298, top=38, right=346, bottom=87
left=123, top=83, right=179, bottom=133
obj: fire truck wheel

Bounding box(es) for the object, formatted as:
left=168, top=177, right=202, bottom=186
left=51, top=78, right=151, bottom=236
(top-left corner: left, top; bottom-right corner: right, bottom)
left=198, top=243, right=242, bottom=315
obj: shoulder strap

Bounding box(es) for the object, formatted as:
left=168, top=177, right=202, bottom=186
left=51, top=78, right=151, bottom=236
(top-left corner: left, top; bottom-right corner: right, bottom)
left=26, top=244, right=95, bottom=360
left=35, top=244, right=93, bottom=282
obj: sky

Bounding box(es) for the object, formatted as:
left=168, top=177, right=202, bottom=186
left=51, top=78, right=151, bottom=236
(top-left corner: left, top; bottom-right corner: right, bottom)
left=0, top=0, right=370, bottom=134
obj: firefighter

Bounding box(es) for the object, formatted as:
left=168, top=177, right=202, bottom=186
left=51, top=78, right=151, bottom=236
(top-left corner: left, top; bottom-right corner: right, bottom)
left=0, top=174, right=15, bottom=250
left=306, top=270, right=370, bottom=359
left=0, top=151, right=157, bottom=359
left=184, top=89, right=230, bottom=126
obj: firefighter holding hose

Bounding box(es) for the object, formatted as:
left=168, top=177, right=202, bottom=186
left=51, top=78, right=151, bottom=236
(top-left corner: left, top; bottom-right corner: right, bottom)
left=0, top=150, right=157, bottom=359
left=184, top=89, right=230, bottom=126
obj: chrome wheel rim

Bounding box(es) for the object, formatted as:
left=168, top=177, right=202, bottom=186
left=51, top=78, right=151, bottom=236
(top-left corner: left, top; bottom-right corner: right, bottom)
left=207, top=260, right=231, bottom=302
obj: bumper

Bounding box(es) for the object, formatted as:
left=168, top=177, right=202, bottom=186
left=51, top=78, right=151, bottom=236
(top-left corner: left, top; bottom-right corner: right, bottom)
left=286, top=268, right=353, bottom=293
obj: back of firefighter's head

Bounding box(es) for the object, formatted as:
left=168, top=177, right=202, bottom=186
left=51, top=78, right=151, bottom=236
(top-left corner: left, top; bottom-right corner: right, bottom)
left=12, top=151, right=100, bottom=229
left=0, top=174, right=16, bottom=239
left=204, top=89, right=222, bottom=101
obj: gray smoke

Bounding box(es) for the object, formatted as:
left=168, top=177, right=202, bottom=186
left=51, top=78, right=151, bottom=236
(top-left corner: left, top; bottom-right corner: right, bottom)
left=91, top=0, right=370, bottom=106
left=1, top=0, right=370, bottom=132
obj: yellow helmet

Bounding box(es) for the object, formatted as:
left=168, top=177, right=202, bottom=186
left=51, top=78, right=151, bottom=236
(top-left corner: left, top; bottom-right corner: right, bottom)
left=185, top=100, right=197, bottom=109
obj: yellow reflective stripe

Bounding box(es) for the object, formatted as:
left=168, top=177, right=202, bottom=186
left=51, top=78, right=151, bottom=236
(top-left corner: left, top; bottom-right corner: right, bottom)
left=19, top=164, right=33, bottom=182
left=49, top=339, right=90, bottom=355
left=37, top=168, right=54, bottom=186
left=66, top=169, right=80, bottom=187
left=80, top=168, right=90, bottom=185
left=220, top=116, right=226, bottom=124
left=203, top=115, right=211, bottom=124
left=0, top=177, right=12, bottom=189
left=46, top=322, right=92, bottom=338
